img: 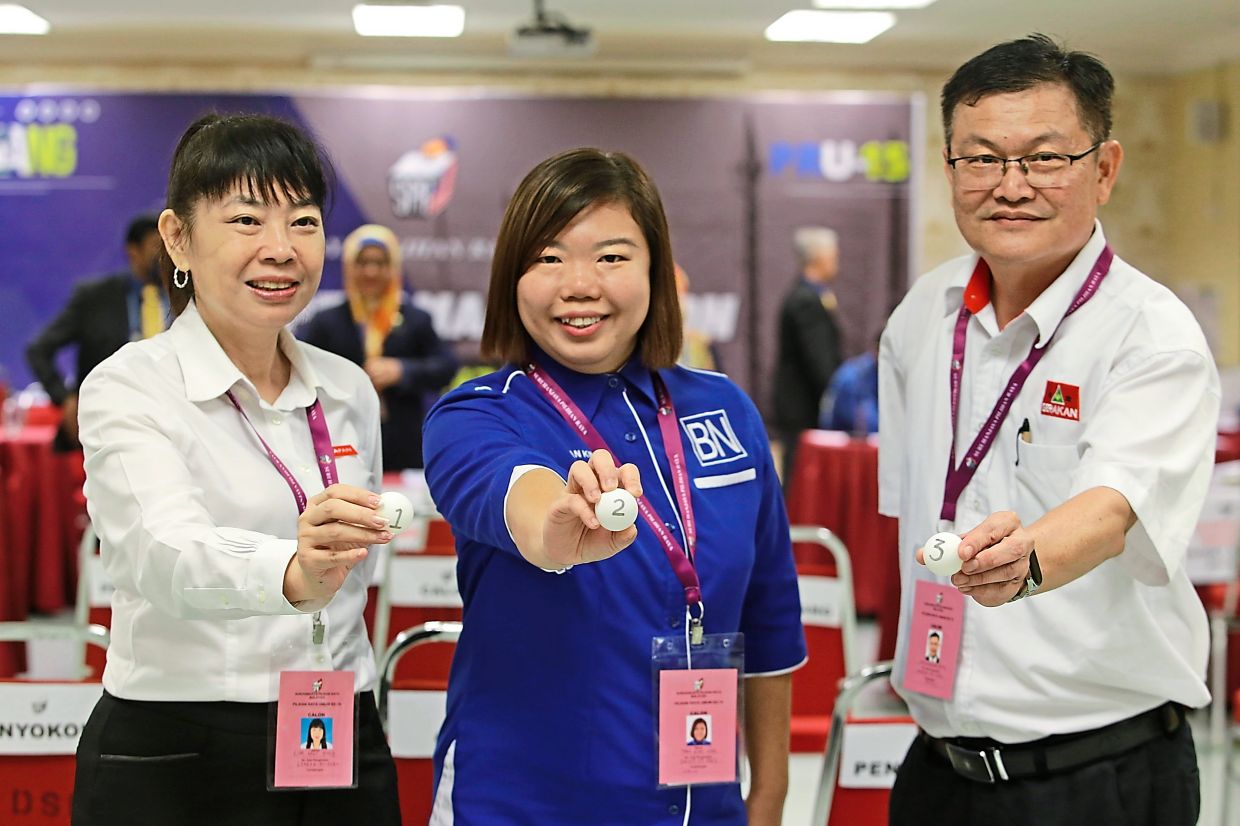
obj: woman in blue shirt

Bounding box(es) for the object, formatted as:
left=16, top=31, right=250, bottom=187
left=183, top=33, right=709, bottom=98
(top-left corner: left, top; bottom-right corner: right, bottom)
left=423, top=148, right=806, bottom=825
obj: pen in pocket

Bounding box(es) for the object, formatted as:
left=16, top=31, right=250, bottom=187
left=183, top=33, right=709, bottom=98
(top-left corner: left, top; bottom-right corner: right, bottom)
left=1016, top=418, right=1031, bottom=465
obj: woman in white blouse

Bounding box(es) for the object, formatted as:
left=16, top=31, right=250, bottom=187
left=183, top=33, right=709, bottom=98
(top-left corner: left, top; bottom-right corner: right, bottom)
left=71, top=113, right=400, bottom=825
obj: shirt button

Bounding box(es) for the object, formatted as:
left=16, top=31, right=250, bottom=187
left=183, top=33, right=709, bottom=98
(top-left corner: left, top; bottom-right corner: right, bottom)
left=258, top=589, right=267, bottom=604
left=607, top=377, right=620, bottom=388
left=666, top=522, right=678, bottom=532
left=302, top=465, right=313, bottom=473
left=668, top=804, right=680, bottom=815
left=624, top=432, right=638, bottom=443
left=271, top=415, right=283, bottom=426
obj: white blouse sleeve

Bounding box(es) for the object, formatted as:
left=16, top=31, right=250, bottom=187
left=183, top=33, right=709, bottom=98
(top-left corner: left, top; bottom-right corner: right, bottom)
left=79, top=362, right=304, bottom=620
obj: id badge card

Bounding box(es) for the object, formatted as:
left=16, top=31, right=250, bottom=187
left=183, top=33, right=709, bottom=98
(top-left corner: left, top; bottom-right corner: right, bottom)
left=651, top=631, right=744, bottom=788
left=903, top=579, right=964, bottom=700
left=267, top=632, right=361, bottom=790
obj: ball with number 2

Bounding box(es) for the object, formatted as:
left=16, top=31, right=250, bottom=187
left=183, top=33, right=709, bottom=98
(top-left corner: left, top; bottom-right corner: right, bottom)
left=595, top=488, right=638, bottom=532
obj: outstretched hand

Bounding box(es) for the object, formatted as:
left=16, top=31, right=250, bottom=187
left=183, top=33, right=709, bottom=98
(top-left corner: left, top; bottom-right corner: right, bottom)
left=541, top=449, right=644, bottom=569
left=284, top=484, right=392, bottom=605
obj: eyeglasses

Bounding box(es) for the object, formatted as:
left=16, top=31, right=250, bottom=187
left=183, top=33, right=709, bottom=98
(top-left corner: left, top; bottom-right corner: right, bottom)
left=947, top=143, right=1102, bottom=191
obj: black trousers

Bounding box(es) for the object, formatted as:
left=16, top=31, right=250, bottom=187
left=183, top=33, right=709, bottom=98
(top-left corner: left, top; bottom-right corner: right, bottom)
left=889, top=716, right=1200, bottom=826
left=72, top=690, right=400, bottom=826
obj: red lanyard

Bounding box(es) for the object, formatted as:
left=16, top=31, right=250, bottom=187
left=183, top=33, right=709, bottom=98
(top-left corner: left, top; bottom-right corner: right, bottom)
left=225, top=391, right=339, bottom=515
left=525, top=363, right=702, bottom=611
left=940, top=246, right=1112, bottom=521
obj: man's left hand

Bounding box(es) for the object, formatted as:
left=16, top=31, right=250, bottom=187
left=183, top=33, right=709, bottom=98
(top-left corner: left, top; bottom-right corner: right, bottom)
left=364, top=357, right=403, bottom=391
left=951, top=511, right=1034, bottom=607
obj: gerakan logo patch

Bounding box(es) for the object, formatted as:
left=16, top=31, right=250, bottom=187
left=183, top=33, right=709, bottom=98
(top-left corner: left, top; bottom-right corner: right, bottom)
left=1040, top=382, right=1081, bottom=421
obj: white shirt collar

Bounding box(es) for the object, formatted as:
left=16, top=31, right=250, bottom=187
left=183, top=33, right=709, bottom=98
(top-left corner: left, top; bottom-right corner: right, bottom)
left=942, top=220, right=1109, bottom=346
left=169, top=301, right=352, bottom=408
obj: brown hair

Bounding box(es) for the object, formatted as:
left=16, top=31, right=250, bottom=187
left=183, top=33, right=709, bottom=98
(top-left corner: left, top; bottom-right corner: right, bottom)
left=160, top=112, right=333, bottom=316
left=481, top=148, right=681, bottom=369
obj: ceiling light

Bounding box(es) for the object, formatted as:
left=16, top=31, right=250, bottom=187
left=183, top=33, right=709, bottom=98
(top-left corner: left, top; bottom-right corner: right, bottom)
left=0, top=4, right=50, bottom=35
left=765, top=10, right=895, bottom=44
left=813, top=0, right=936, bottom=8
left=352, top=4, right=465, bottom=38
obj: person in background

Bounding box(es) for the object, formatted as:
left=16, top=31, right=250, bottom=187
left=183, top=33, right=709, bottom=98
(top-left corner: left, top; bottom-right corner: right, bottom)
left=880, top=34, right=1217, bottom=826
left=819, top=334, right=879, bottom=434
left=25, top=214, right=165, bottom=450
left=674, top=262, right=722, bottom=372
left=71, top=113, right=400, bottom=825
left=773, top=226, right=843, bottom=483
left=299, top=224, right=456, bottom=470
left=422, top=148, right=805, bottom=825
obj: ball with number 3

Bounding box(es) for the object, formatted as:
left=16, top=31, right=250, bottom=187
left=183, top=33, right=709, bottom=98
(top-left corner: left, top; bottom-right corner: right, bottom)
left=922, top=531, right=964, bottom=577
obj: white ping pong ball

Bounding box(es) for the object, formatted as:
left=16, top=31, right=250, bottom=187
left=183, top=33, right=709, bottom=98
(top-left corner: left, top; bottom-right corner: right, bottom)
left=595, top=488, right=638, bottom=532
left=922, top=532, right=964, bottom=577
left=377, top=491, right=415, bottom=533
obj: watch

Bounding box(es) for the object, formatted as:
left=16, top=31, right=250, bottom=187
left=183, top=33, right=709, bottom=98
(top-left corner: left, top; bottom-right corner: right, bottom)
left=1007, top=547, right=1042, bottom=602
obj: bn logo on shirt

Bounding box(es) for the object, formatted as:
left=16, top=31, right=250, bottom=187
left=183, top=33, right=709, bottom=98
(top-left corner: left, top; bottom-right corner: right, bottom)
left=679, top=410, right=748, bottom=466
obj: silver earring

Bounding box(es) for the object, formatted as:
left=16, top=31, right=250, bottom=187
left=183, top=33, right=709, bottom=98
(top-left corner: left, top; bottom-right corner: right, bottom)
left=173, top=267, right=190, bottom=289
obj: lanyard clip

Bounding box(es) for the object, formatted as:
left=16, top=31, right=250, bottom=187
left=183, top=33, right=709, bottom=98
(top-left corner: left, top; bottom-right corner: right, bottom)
left=690, top=617, right=704, bottom=646
left=312, top=612, right=325, bottom=647
left=688, top=600, right=705, bottom=646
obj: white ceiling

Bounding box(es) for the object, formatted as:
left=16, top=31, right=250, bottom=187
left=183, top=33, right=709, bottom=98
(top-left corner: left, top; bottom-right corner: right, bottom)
left=4, top=0, right=1239, bottom=76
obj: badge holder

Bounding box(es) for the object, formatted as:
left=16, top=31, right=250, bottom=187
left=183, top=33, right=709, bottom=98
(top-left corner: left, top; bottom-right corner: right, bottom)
left=266, top=615, right=360, bottom=791
left=651, top=612, right=745, bottom=789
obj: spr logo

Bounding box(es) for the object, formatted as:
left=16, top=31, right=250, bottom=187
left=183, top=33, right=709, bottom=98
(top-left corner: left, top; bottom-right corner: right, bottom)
left=679, top=410, right=747, bottom=467
left=387, top=136, right=459, bottom=219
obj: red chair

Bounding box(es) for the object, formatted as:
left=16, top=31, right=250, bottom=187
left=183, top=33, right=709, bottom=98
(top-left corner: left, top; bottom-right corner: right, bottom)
left=0, top=623, right=108, bottom=826
left=813, top=661, right=917, bottom=826
left=790, top=525, right=860, bottom=754
left=378, top=621, right=461, bottom=826
left=22, top=404, right=61, bottom=428
left=369, top=516, right=461, bottom=683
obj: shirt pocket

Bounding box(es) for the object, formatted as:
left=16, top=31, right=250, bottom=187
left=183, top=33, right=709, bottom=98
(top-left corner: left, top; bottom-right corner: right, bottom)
left=692, top=467, right=757, bottom=490
left=1013, top=442, right=1078, bottom=525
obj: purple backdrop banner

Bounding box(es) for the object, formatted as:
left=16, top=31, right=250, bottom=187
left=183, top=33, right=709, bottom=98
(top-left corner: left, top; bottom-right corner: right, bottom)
left=0, top=90, right=913, bottom=417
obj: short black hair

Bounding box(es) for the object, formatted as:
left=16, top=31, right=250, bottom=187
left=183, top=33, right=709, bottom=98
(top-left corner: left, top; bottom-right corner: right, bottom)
left=165, top=112, right=333, bottom=230
left=125, top=214, right=159, bottom=247
left=941, top=33, right=1114, bottom=149
left=161, top=113, right=333, bottom=315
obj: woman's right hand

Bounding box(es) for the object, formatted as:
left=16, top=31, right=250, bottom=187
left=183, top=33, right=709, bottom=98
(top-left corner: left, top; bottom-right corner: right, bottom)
left=542, top=449, right=643, bottom=569
left=284, top=484, right=392, bottom=606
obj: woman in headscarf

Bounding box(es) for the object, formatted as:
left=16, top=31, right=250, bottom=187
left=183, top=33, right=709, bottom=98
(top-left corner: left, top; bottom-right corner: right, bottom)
left=300, top=224, right=456, bottom=470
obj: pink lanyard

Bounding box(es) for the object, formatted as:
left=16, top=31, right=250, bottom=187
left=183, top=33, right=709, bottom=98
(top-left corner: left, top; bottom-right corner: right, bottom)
left=525, top=363, right=702, bottom=611
left=940, top=246, right=1112, bottom=522
left=225, top=391, right=339, bottom=514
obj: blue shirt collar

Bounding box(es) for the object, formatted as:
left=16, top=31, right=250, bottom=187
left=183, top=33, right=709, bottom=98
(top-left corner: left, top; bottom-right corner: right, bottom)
left=526, top=344, right=657, bottom=419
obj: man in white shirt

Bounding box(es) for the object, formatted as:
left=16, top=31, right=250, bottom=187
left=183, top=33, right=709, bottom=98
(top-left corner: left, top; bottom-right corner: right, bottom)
left=879, top=34, right=1218, bottom=826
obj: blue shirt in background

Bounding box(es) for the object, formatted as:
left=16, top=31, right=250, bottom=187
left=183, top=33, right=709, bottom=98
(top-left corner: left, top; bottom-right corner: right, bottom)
left=821, top=351, right=879, bottom=434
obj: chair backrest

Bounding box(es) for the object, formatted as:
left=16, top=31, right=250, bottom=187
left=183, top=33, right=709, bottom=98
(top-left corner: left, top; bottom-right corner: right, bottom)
left=72, top=524, right=111, bottom=680
left=0, top=624, right=108, bottom=826
left=370, top=516, right=461, bottom=681
left=789, top=526, right=858, bottom=732
left=813, top=661, right=918, bottom=826
left=377, top=621, right=462, bottom=826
